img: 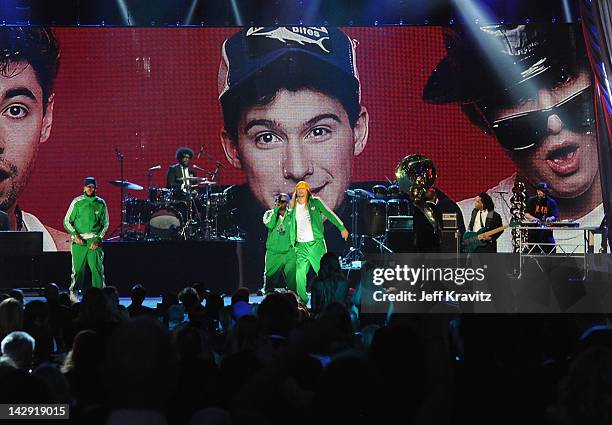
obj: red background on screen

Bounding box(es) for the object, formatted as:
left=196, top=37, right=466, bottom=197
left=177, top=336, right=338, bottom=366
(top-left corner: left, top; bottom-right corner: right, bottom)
left=18, top=27, right=515, bottom=233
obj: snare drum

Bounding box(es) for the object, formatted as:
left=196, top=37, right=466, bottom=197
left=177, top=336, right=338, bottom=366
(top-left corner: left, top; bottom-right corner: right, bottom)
left=125, top=198, right=151, bottom=225
left=148, top=188, right=172, bottom=205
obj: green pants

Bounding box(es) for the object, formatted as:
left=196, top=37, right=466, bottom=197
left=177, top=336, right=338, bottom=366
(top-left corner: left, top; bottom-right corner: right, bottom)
left=70, top=238, right=105, bottom=291
left=295, top=240, right=327, bottom=304
left=264, top=249, right=297, bottom=293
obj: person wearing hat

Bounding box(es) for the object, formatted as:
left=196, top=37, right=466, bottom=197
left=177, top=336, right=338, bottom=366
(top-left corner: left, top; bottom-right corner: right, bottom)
left=63, top=177, right=109, bottom=295
left=217, top=26, right=368, bottom=287
left=262, top=192, right=296, bottom=293
left=287, top=180, right=349, bottom=304
left=424, top=24, right=603, bottom=252
left=524, top=182, right=559, bottom=253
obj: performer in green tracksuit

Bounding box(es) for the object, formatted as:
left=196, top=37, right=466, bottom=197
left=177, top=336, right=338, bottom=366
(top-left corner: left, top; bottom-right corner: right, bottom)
left=63, top=177, right=109, bottom=294
left=263, top=193, right=296, bottom=293
left=288, top=181, right=349, bottom=304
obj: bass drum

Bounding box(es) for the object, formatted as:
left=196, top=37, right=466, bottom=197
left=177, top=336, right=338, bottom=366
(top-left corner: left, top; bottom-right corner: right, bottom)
left=147, top=206, right=183, bottom=240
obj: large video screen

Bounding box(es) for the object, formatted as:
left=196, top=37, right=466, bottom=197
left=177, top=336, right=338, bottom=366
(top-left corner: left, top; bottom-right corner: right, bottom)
left=1, top=25, right=601, bottom=266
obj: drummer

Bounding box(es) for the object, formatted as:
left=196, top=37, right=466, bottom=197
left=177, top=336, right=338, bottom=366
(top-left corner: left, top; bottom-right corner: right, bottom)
left=166, top=147, right=197, bottom=192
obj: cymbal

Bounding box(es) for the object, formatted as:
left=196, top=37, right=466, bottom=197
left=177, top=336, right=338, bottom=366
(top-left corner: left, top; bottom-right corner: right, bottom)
left=109, top=180, right=144, bottom=190
left=195, top=180, right=217, bottom=186
left=177, top=176, right=200, bottom=181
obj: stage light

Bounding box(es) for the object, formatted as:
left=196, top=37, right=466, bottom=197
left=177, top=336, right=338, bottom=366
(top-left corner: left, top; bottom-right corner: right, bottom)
left=115, top=0, right=132, bottom=25
left=229, top=0, right=243, bottom=26
left=183, top=0, right=201, bottom=25
left=561, top=0, right=574, bottom=22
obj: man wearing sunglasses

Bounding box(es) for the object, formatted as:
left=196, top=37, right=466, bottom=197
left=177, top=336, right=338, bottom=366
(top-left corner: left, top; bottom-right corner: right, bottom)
left=424, top=24, right=603, bottom=252
left=262, top=193, right=296, bottom=294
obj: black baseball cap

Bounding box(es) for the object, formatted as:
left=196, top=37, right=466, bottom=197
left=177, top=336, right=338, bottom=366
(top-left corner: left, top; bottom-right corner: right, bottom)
left=423, top=24, right=586, bottom=104
left=536, top=182, right=551, bottom=192
left=83, top=177, right=97, bottom=187
left=218, top=27, right=361, bottom=103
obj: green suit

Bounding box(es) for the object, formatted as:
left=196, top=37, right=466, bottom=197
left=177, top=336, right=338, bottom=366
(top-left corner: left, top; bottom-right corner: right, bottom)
left=263, top=206, right=296, bottom=293
left=63, top=194, right=109, bottom=291
left=287, top=197, right=346, bottom=304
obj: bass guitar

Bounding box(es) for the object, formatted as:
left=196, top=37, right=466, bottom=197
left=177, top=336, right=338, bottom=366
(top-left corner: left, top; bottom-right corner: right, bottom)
left=461, top=218, right=519, bottom=253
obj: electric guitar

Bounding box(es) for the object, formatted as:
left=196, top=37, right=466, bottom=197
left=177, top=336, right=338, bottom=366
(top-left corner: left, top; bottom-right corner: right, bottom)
left=461, top=218, right=520, bottom=253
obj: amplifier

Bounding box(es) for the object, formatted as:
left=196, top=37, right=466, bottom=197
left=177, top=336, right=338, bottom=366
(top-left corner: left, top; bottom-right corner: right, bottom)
left=387, top=215, right=413, bottom=231
left=442, top=213, right=457, bottom=229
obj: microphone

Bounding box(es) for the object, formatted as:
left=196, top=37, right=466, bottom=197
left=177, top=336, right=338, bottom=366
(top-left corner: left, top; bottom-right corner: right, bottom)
left=496, top=191, right=508, bottom=194
left=148, top=165, right=161, bottom=171
left=192, top=164, right=206, bottom=171
left=114, top=146, right=123, bottom=160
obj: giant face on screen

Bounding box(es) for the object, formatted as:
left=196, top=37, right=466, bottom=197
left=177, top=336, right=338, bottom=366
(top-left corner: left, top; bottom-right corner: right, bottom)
left=8, top=24, right=603, bottom=253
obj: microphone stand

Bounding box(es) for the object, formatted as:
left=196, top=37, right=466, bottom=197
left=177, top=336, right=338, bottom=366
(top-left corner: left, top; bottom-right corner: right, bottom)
left=107, top=148, right=125, bottom=241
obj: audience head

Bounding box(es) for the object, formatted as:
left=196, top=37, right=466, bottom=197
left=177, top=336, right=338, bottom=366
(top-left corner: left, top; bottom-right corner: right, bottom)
left=189, top=408, right=231, bottom=425
left=178, top=287, right=200, bottom=311
left=0, top=298, right=23, bottom=336
left=231, top=287, right=250, bottom=305
left=1, top=331, right=35, bottom=370
left=8, top=289, right=24, bottom=307
left=258, top=292, right=298, bottom=337
left=103, top=286, right=120, bottom=305
left=77, top=287, right=113, bottom=325
left=44, top=283, right=60, bottom=303
left=105, top=317, right=178, bottom=409
left=130, top=284, right=146, bottom=306
left=58, top=292, right=71, bottom=307
left=191, top=283, right=207, bottom=301
left=62, top=329, right=103, bottom=373
left=23, top=299, right=48, bottom=327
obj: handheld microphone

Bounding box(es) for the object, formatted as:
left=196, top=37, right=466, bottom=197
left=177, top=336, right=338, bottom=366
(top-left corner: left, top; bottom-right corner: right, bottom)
left=148, top=165, right=161, bottom=171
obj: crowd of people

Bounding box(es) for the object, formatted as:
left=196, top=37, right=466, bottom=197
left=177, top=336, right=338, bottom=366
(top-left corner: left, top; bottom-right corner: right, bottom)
left=0, top=257, right=611, bottom=425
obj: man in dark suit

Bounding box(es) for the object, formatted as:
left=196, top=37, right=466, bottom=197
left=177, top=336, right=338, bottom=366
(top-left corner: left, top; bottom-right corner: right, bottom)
left=0, top=210, right=8, bottom=231
left=166, top=147, right=197, bottom=190
left=467, top=192, right=504, bottom=253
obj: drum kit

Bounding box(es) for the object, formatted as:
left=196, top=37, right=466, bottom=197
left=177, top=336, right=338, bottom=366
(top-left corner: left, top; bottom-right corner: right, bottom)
left=343, top=183, right=413, bottom=260
left=110, top=176, right=236, bottom=241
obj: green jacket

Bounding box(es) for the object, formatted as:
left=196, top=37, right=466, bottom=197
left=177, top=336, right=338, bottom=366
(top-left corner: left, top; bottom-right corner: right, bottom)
left=288, top=197, right=346, bottom=246
left=63, top=194, right=109, bottom=242
left=263, top=206, right=292, bottom=253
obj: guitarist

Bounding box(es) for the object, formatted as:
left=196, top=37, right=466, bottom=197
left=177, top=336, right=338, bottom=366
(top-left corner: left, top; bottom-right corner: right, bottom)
left=467, top=193, right=504, bottom=253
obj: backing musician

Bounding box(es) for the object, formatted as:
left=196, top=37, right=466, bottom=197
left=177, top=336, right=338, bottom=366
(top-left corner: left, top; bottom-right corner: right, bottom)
left=167, top=147, right=196, bottom=191
left=524, top=182, right=559, bottom=253
left=467, top=192, right=504, bottom=253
